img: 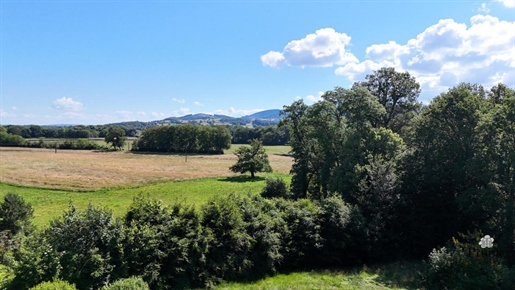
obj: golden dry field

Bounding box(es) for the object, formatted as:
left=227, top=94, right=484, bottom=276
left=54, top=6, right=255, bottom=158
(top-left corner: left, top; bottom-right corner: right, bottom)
left=0, top=147, right=292, bottom=190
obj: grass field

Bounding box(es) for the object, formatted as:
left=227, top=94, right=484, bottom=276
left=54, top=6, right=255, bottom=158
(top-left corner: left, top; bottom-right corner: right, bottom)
left=217, top=261, right=424, bottom=290
left=0, top=144, right=292, bottom=226
left=0, top=173, right=290, bottom=227
left=0, top=144, right=424, bottom=289
left=0, top=145, right=292, bottom=190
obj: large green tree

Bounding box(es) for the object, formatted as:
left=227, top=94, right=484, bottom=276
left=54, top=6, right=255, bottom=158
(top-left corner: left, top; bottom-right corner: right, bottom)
left=105, top=126, right=126, bottom=150
left=230, top=139, right=272, bottom=178
left=354, top=67, right=421, bottom=134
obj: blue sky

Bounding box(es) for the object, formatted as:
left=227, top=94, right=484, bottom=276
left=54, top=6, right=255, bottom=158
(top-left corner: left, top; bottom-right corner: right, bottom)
left=1, top=0, right=514, bottom=125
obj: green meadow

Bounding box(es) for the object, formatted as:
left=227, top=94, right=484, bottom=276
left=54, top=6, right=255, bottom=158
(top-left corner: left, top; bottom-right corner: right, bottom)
left=0, top=173, right=291, bottom=227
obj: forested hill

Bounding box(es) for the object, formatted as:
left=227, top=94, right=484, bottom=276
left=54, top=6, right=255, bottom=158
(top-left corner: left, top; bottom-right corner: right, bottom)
left=109, top=109, right=282, bottom=129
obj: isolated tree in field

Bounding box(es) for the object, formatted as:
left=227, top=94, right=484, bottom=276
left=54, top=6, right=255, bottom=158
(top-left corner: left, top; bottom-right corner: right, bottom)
left=105, top=126, right=126, bottom=150
left=230, top=139, right=272, bottom=178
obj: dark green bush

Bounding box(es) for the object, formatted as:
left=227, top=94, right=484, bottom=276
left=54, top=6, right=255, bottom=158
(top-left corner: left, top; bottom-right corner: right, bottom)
left=425, top=232, right=514, bottom=290
left=123, top=196, right=210, bottom=289
left=0, top=193, right=34, bottom=236
left=261, top=178, right=289, bottom=199
left=202, top=194, right=253, bottom=283
left=273, top=198, right=322, bottom=269
left=100, top=276, right=149, bottom=290
left=316, top=196, right=367, bottom=267
left=44, top=205, right=125, bottom=290
left=235, top=194, right=283, bottom=279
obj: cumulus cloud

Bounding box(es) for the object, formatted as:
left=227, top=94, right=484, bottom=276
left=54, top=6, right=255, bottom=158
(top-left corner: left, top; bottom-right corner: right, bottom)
left=172, top=98, right=185, bottom=103
left=137, top=111, right=146, bottom=116
left=52, top=97, right=83, bottom=112
left=261, top=28, right=358, bottom=68
left=194, top=101, right=204, bottom=106
left=334, top=14, right=515, bottom=95
left=214, top=107, right=263, bottom=117
left=1, top=109, right=16, bottom=117
left=297, top=91, right=325, bottom=104
left=494, top=0, right=515, bottom=8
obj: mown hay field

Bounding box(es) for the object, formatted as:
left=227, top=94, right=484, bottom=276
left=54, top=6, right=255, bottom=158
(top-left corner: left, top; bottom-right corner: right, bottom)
left=0, top=145, right=292, bottom=190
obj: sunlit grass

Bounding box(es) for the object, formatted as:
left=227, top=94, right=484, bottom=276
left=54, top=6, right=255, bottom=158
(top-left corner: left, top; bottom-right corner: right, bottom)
left=0, top=173, right=291, bottom=228
left=217, top=266, right=418, bottom=290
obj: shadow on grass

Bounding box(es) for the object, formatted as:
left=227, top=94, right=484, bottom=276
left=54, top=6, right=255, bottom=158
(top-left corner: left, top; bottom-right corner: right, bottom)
left=218, top=176, right=266, bottom=183
left=365, top=260, right=426, bottom=289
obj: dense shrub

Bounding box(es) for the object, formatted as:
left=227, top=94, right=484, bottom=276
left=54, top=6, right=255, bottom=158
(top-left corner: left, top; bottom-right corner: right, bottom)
left=202, top=194, right=253, bottom=283
left=0, top=193, right=34, bottom=236
left=425, top=232, right=515, bottom=290
left=0, top=132, right=25, bottom=146
left=316, top=196, right=367, bottom=267
left=234, top=194, right=283, bottom=279
left=29, top=280, right=77, bottom=290
left=123, top=196, right=210, bottom=289
left=261, top=178, right=289, bottom=199
left=274, top=198, right=322, bottom=269
left=100, top=276, right=149, bottom=290
left=34, top=205, right=125, bottom=290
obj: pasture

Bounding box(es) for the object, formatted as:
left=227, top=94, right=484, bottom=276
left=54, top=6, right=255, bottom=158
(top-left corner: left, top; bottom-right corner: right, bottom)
left=0, top=144, right=421, bottom=290
left=0, top=145, right=292, bottom=190
left=0, top=144, right=292, bottom=226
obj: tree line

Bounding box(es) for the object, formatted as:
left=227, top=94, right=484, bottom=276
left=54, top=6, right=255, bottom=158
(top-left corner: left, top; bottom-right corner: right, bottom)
left=1, top=124, right=139, bottom=139
left=280, top=67, right=515, bottom=288
left=132, top=124, right=232, bottom=154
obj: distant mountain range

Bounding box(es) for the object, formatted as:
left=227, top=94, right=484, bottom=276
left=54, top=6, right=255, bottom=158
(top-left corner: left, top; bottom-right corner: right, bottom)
left=107, top=109, right=283, bottom=129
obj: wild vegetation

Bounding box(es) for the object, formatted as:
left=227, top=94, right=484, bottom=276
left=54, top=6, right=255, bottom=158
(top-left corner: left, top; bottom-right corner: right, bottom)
left=1, top=67, right=514, bottom=289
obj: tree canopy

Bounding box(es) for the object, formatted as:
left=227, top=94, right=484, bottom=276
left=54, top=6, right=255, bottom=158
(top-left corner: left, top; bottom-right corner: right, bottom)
left=229, top=139, right=272, bottom=178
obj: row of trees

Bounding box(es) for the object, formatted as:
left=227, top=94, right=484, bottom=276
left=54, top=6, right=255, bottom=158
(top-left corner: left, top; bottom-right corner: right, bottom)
left=132, top=124, right=232, bottom=154
left=1, top=191, right=364, bottom=290
left=227, top=125, right=289, bottom=145
left=280, top=67, right=515, bottom=287
left=2, top=125, right=138, bottom=139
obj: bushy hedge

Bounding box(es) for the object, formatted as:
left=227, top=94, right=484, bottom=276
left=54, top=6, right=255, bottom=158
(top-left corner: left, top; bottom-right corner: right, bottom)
left=7, top=193, right=363, bottom=289
left=425, top=232, right=515, bottom=290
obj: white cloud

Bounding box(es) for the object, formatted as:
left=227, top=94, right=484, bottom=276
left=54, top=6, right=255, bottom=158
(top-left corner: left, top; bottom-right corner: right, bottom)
left=1, top=109, right=16, bottom=117
left=12, top=107, right=17, bottom=110
left=172, top=98, right=185, bottom=103
left=494, top=0, right=515, bottom=8
left=303, top=91, right=325, bottom=104
left=261, top=28, right=358, bottom=68
left=52, top=97, right=83, bottom=112
left=479, top=3, right=491, bottom=13
left=194, top=101, right=204, bottom=106
left=261, top=51, right=285, bottom=68
left=334, top=14, right=515, bottom=96
left=137, top=111, right=146, bottom=116
left=214, top=107, right=263, bottom=117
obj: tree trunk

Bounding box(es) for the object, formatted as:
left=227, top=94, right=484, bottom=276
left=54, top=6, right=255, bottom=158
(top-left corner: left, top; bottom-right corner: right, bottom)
left=251, top=171, right=255, bottom=179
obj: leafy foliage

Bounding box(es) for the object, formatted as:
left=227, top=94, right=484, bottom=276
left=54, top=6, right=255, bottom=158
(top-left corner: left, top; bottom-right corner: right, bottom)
left=261, top=178, right=289, bottom=199
left=133, top=124, right=231, bottom=154
left=29, top=280, right=77, bottom=290
left=230, top=139, right=272, bottom=178
left=100, top=276, right=149, bottom=290
left=105, top=126, right=126, bottom=150
left=0, top=193, right=34, bottom=236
